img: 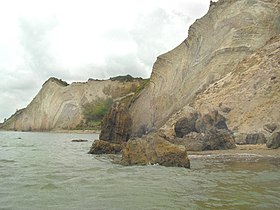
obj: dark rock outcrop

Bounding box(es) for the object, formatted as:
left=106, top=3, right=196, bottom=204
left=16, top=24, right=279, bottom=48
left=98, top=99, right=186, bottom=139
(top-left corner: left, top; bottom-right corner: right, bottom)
left=173, top=128, right=235, bottom=151
left=245, top=133, right=266, bottom=144
left=89, top=140, right=122, bottom=154
left=195, top=110, right=228, bottom=133
left=175, top=110, right=199, bottom=138
left=121, top=133, right=190, bottom=168
left=172, top=110, right=235, bottom=151
left=266, top=132, right=280, bottom=149
left=99, top=102, right=132, bottom=144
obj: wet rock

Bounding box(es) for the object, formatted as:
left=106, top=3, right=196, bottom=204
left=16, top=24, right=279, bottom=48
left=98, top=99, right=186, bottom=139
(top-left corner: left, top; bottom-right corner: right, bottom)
left=175, top=110, right=199, bottom=137
left=245, top=133, right=266, bottom=144
left=266, top=132, right=280, bottom=149
left=195, top=110, right=228, bottom=133
left=99, top=102, right=132, bottom=144
left=122, top=133, right=190, bottom=168
left=71, top=139, right=88, bottom=142
left=263, top=123, right=278, bottom=133
left=89, top=140, right=122, bottom=154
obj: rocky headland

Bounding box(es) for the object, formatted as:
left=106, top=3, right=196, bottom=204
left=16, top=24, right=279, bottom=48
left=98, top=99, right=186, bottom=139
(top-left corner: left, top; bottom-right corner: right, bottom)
left=89, top=0, right=280, bottom=168
left=1, top=75, right=146, bottom=132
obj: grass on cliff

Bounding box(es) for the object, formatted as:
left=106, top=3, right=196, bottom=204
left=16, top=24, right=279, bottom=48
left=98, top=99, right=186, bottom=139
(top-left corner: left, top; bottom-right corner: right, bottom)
left=76, top=98, right=113, bottom=130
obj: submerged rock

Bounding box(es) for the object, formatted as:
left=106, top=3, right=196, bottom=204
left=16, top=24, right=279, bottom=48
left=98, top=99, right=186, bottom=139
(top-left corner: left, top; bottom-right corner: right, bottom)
left=266, top=132, right=280, bottom=149
left=121, top=133, right=190, bottom=168
left=89, top=140, right=122, bottom=154
left=71, top=139, right=88, bottom=142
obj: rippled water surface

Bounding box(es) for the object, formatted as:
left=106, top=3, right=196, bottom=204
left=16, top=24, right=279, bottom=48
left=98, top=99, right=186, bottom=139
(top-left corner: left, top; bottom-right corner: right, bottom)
left=0, top=131, right=279, bottom=210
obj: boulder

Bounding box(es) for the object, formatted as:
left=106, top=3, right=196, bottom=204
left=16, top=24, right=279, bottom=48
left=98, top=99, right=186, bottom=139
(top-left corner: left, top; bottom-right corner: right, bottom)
left=121, top=133, right=190, bottom=168
left=195, top=110, right=228, bottom=133
left=234, top=133, right=247, bottom=145
left=173, top=132, right=206, bottom=151
left=173, top=110, right=236, bottom=151
left=266, top=132, right=280, bottom=149
left=175, top=110, right=199, bottom=138
left=203, top=128, right=236, bottom=150
left=89, top=140, right=122, bottom=154
left=245, top=133, right=266, bottom=144
left=173, top=128, right=236, bottom=151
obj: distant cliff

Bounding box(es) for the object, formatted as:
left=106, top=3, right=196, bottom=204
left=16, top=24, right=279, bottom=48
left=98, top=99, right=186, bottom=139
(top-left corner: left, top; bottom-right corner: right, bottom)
left=1, top=76, right=145, bottom=131
left=125, top=0, right=280, bottom=136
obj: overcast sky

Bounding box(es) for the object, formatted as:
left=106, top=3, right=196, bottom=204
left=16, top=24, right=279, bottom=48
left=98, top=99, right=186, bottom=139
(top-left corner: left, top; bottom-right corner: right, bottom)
left=0, top=0, right=210, bottom=122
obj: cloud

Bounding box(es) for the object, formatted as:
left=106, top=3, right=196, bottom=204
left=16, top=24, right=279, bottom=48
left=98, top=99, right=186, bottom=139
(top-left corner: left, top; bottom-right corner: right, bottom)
left=0, top=0, right=210, bottom=122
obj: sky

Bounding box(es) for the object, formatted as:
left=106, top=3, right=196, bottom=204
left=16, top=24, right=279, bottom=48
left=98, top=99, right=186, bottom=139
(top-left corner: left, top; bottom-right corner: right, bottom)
left=0, top=0, right=211, bottom=122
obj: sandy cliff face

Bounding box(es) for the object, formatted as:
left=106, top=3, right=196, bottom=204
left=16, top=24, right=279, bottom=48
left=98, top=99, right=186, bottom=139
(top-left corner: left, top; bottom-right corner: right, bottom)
left=129, top=0, right=280, bottom=135
left=2, top=77, right=143, bottom=131
left=192, top=35, right=280, bottom=134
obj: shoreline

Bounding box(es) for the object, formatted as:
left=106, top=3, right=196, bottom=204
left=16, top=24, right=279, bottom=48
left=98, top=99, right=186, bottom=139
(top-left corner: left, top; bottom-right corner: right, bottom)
left=188, top=145, right=280, bottom=160
left=0, top=129, right=101, bottom=134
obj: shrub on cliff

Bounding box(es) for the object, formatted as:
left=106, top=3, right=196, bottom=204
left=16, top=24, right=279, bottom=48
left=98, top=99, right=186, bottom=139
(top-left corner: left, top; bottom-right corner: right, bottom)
left=79, top=98, right=113, bottom=129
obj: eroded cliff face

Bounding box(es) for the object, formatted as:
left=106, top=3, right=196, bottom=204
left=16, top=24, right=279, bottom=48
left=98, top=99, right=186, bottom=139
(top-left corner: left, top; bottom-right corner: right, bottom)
left=129, top=0, right=280, bottom=135
left=192, top=35, right=280, bottom=134
left=2, top=77, right=143, bottom=131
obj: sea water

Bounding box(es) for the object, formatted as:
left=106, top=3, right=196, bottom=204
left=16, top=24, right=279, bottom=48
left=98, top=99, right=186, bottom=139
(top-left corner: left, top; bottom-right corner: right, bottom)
left=0, top=131, right=279, bottom=210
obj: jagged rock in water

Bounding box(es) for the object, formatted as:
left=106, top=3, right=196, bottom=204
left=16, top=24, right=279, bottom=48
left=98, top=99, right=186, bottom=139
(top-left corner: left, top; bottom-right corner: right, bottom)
left=266, top=132, right=280, bottom=149
left=245, top=133, right=267, bottom=144
left=89, top=140, right=122, bottom=154
left=121, top=133, right=190, bottom=168
left=99, top=102, right=132, bottom=144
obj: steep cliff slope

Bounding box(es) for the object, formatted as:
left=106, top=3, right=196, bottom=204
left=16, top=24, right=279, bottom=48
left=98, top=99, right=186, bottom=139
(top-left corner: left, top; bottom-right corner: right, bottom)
left=128, top=0, right=280, bottom=135
left=2, top=76, right=144, bottom=131
left=192, top=35, right=280, bottom=134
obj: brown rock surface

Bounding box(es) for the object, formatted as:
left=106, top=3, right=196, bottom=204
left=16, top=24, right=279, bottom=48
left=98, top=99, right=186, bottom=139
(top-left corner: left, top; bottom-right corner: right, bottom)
left=89, top=140, right=122, bottom=154
left=99, top=101, right=132, bottom=144
left=121, top=133, right=190, bottom=168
